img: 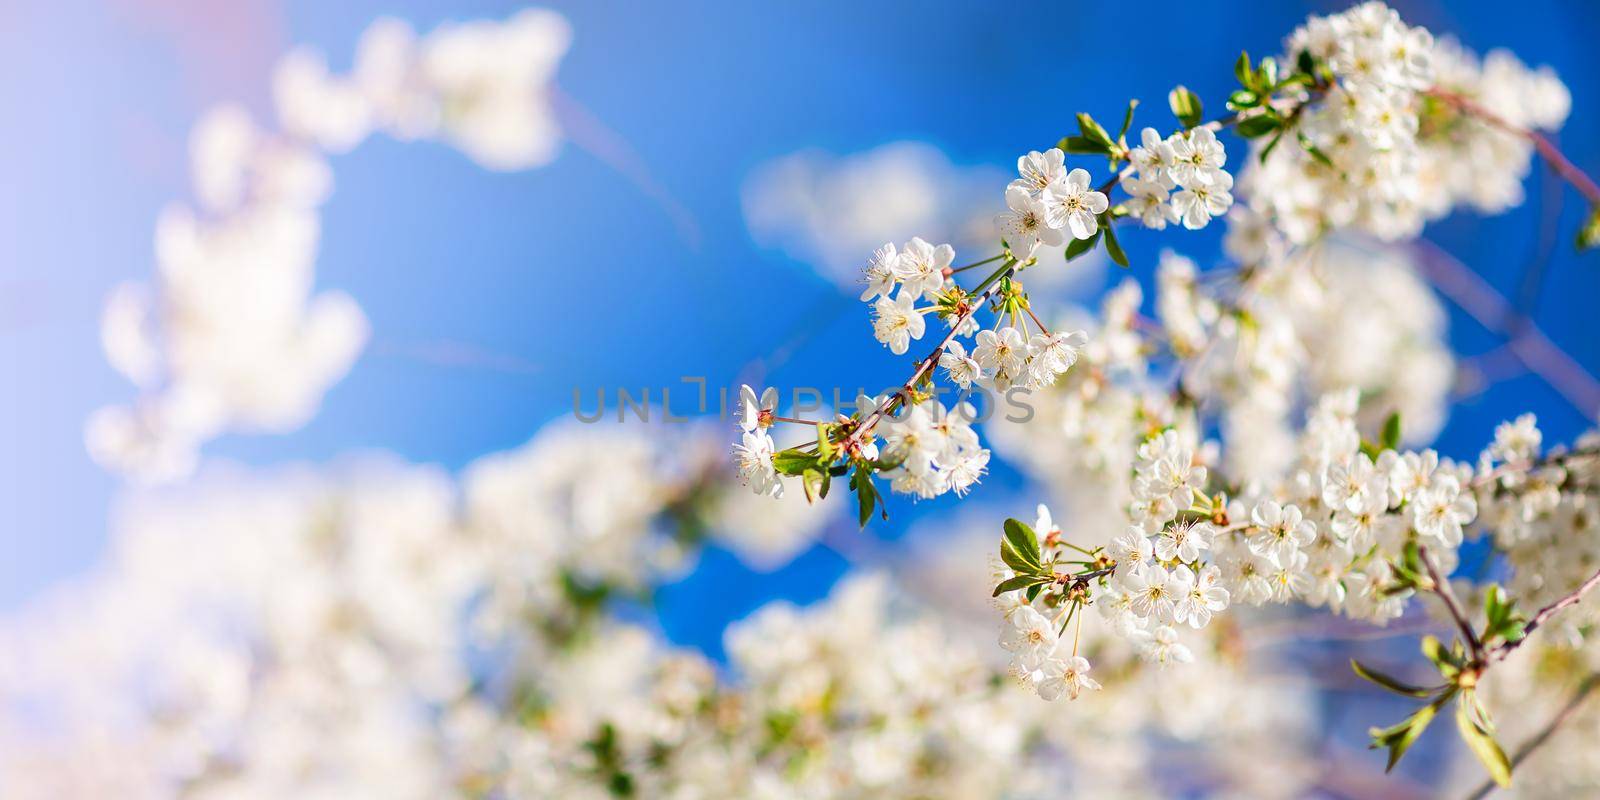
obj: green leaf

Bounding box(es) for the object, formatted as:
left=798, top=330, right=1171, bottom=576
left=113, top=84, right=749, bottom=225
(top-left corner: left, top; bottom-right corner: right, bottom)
left=1381, top=412, right=1402, bottom=451
left=1483, top=585, right=1528, bottom=644
left=854, top=470, right=877, bottom=528
left=1427, top=636, right=1465, bottom=668
left=1064, top=230, right=1102, bottom=262
left=773, top=449, right=818, bottom=476
left=1118, top=99, right=1139, bottom=141
left=1578, top=207, right=1600, bottom=251
left=1297, top=132, right=1335, bottom=168
left=1259, top=128, right=1287, bottom=164
left=1000, top=539, right=1036, bottom=574
left=1058, top=135, right=1112, bottom=155
left=801, top=468, right=830, bottom=503
left=870, top=450, right=907, bottom=472
left=1102, top=219, right=1129, bottom=267
left=1484, top=584, right=1509, bottom=625
left=1025, top=583, right=1044, bottom=603
left=1227, top=89, right=1260, bottom=111
left=1456, top=701, right=1513, bottom=787
left=1077, top=112, right=1114, bottom=149
left=1370, top=702, right=1441, bottom=773
left=1463, top=689, right=1497, bottom=736
left=815, top=424, right=834, bottom=460
left=1234, top=50, right=1252, bottom=87
left=992, top=574, right=1048, bottom=597
left=1168, top=85, right=1203, bottom=129
left=1257, top=56, right=1278, bottom=89
left=1236, top=114, right=1281, bottom=139
left=1421, top=635, right=1465, bottom=680
left=1003, top=518, right=1043, bottom=568
left=1296, top=49, right=1316, bottom=76
left=1351, top=659, right=1436, bottom=698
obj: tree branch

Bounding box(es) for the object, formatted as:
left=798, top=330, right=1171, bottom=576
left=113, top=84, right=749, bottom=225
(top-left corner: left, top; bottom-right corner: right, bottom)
left=1419, top=544, right=1485, bottom=662
left=1428, top=88, right=1600, bottom=207
left=1412, top=240, right=1600, bottom=422
left=1487, top=565, right=1600, bottom=665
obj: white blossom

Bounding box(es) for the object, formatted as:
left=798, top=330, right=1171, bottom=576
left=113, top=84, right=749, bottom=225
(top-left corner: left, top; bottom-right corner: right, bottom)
left=1040, top=168, right=1108, bottom=240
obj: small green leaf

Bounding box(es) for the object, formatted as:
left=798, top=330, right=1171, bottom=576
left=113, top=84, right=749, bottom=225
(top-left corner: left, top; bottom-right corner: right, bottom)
left=1003, top=518, right=1043, bottom=568
left=1227, top=89, right=1260, bottom=111
left=1578, top=207, right=1600, bottom=251
left=1351, top=659, right=1436, bottom=698
left=1482, top=586, right=1528, bottom=644
left=773, top=449, right=818, bottom=476
left=1499, top=620, right=1527, bottom=643
left=1064, top=230, right=1102, bottom=261
left=1463, top=689, right=1497, bottom=736
left=1236, top=115, right=1281, bottom=139
left=1456, top=701, right=1512, bottom=788
left=1421, top=635, right=1450, bottom=665
left=816, top=423, right=834, bottom=460
left=1296, top=49, right=1316, bottom=76
left=992, top=574, right=1048, bottom=597
left=1399, top=541, right=1425, bottom=584
left=1101, top=219, right=1129, bottom=267
left=1275, top=73, right=1317, bottom=90
left=1118, top=99, right=1139, bottom=141
left=1259, top=127, right=1287, bottom=164
left=1024, top=583, right=1044, bottom=603
left=1234, top=50, right=1252, bottom=87
left=1058, top=135, right=1112, bottom=155
left=1257, top=56, right=1278, bottom=89
left=1381, top=412, right=1402, bottom=451
left=801, top=468, right=829, bottom=503
left=1484, top=584, right=1509, bottom=624
left=1371, top=702, right=1440, bottom=773
left=1421, top=635, right=1465, bottom=680
left=854, top=470, right=877, bottom=528
left=1168, top=85, right=1203, bottom=129
left=1077, top=112, right=1114, bottom=149
left=1000, top=540, right=1035, bottom=575
left=1297, top=132, right=1335, bottom=168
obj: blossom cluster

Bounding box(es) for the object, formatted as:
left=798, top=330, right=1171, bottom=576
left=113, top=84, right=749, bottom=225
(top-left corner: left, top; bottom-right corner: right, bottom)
left=996, top=384, right=1599, bottom=706
left=88, top=9, right=573, bottom=483
left=0, top=421, right=842, bottom=797
left=1242, top=2, right=1571, bottom=243
left=1420, top=38, right=1574, bottom=217
left=5, top=411, right=1353, bottom=799
left=54, top=0, right=1600, bottom=794
left=1243, top=2, right=1437, bottom=241
left=1124, top=127, right=1235, bottom=230
left=1473, top=418, right=1600, bottom=645
left=1453, top=632, right=1600, bottom=797
left=999, top=150, right=1109, bottom=250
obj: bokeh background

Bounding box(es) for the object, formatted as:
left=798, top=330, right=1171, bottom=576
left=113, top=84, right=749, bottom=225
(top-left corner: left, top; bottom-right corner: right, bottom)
left=3, top=0, right=1597, bottom=674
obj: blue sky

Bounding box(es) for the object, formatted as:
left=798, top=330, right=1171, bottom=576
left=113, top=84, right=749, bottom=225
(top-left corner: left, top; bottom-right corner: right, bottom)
left=3, top=0, right=1598, bottom=662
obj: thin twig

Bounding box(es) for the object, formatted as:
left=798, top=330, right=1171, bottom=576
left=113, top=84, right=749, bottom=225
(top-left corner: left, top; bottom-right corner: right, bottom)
left=1429, top=88, right=1600, bottom=207
left=1487, top=565, right=1600, bottom=665
left=1412, top=240, right=1600, bottom=422
left=842, top=260, right=1015, bottom=448
left=1514, top=152, right=1565, bottom=321
left=1419, top=544, right=1485, bottom=661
